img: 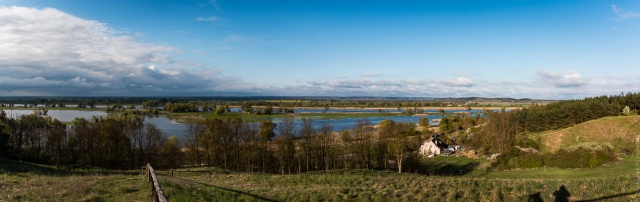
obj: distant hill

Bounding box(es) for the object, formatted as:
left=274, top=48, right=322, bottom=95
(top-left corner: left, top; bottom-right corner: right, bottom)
left=534, top=115, right=640, bottom=153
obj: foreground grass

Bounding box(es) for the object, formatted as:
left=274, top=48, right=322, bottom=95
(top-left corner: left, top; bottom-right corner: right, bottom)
left=158, top=168, right=637, bottom=202
left=159, top=155, right=638, bottom=202
left=0, top=158, right=148, bottom=202
left=2, top=156, right=637, bottom=201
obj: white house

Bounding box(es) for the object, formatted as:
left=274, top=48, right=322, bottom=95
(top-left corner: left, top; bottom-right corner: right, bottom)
left=419, top=138, right=448, bottom=158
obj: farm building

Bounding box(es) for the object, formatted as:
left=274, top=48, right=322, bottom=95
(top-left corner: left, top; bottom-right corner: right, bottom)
left=419, top=136, right=448, bottom=158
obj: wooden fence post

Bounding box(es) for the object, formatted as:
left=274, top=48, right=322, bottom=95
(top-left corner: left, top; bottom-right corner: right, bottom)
left=145, top=164, right=168, bottom=202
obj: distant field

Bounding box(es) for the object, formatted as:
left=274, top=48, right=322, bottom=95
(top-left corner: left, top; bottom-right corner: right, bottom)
left=166, top=111, right=409, bottom=123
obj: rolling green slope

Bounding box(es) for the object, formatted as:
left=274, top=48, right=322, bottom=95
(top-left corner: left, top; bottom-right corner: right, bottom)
left=533, top=115, right=640, bottom=153
left=0, top=158, right=148, bottom=201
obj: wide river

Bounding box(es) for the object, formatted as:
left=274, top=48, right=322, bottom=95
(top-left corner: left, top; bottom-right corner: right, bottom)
left=1, top=108, right=483, bottom=138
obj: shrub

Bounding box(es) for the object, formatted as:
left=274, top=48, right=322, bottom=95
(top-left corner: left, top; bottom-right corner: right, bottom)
left=492, top=148, right=543, bottom=170
left=492, top=147, right=616, bottom=169
left=516, top=138, right=539, bottom=150
left=544, top=147, right=616, bottom=169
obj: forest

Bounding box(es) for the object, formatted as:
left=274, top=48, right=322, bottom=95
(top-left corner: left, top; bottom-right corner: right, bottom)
left=0, top=92, right=639, bottom=173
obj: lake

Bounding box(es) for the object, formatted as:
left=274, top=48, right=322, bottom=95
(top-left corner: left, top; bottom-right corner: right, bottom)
left=2, top=109, right=187, bottom=137
left=0, top=109, right=485, bottom=138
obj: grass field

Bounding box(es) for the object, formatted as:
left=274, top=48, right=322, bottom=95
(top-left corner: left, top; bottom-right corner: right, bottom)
left=0, top=158, right=148, bottom=201
left=157, top=163, right=637, bottom=202
left=2, top=154, right=637, bottom=202
left=532, top=115, right=640, bottom=153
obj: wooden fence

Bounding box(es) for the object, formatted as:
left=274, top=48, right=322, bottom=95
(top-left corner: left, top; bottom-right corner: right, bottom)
left=145, top=164, right=168, bottom=202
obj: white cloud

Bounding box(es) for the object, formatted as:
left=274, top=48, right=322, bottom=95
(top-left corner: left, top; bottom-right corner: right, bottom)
left=224, top=35, right=258, bottom=43
left=293, top=72, right=637, bottom=99
left=196, top=16, right=223, bottom=23
left=360, top=73, right=383, bottom=78
left=209, top=0, right=222, bottom=11
left=537, top=70, right=588, bottom=88
left=612, top=4, right=640, bottom=21
left=442, top=76, right=475, bottom=87
left=0, top=6, right=248, bottom=96
left=301, top=79, right=455, bottom=97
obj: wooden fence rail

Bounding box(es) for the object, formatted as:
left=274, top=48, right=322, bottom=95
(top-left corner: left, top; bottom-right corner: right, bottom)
left=145, top=164, right=168, bottom=202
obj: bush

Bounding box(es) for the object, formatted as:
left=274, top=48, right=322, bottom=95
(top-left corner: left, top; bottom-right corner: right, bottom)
left=516, top=138, right=539, bottom=150
left=492, top=148, right=543, bottom=170
left=418, top=118, right=430, bottom=127
left=492, top=147, right=616, bottom=170
left=544, top=147, right=616, bottom=169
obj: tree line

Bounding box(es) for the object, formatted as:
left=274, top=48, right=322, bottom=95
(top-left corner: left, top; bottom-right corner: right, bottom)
left=470, top=92, right=640, bottom=155
left=0, top=109, right=435, bottom=173
left=2, top=93, right=637, bottom=172
left=0, top=111, right=181, bottom=169
left=180, top=118, right=427, bottom=174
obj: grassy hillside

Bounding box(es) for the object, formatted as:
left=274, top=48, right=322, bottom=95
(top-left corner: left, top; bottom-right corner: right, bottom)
left=157, top=166, right=637, bottom=201
left=533, top=115, right=640, bottom=153
left=0, top=158, right=148, bottom=201
left=2, top=156, right=637, bottom=201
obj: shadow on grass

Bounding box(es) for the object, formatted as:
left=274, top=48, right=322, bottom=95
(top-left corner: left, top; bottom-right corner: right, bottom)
left=169, top=175, right=280, bottom=202
left=0, top=158, right=70, bottom=175
left=574, top=189, right=639, bottom=202
left=527, top=186, right=638, bottom=202
left=0, top=158, right=139, bottom=176
left=527, top=192, right=543, bottom=202
left=422, top=159, right=480, bottom=176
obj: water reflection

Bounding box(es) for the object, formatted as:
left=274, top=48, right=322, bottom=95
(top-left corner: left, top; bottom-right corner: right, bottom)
left=3, top=109, right=107, bottom=122
left=2, top=109, right=186, bottom=137
left=1, top=108, right=491, bottom=139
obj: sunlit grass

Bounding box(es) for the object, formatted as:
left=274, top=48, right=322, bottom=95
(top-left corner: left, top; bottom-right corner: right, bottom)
left=2, top=155, right=636, bottom=201
left=530, top=115, right=640, bottom=153
left=157, top=165, right=637, bottom=201
left=0, top=158, right=148, bottom=202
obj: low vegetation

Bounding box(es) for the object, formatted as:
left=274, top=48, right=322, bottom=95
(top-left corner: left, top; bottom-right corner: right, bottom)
left=0, top=158, right=148, bottom=201
left=536, top=115, right=640, bottom=153
left=2, top=155, right=637, bottom=201
left=490, top=115, right=638, bottom=170
left=156, top=160, right=637, bottom=201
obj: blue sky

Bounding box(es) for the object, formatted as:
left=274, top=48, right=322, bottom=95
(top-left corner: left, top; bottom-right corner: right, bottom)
left=0, top=0, right=639, bottom=99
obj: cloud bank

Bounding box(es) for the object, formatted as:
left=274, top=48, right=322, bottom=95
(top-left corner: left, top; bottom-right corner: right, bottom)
left=537, top=70, right=588, bottom=88
left=0, top=6, right=246, bottom=96
left=442, top=76, right=475, bottom=87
